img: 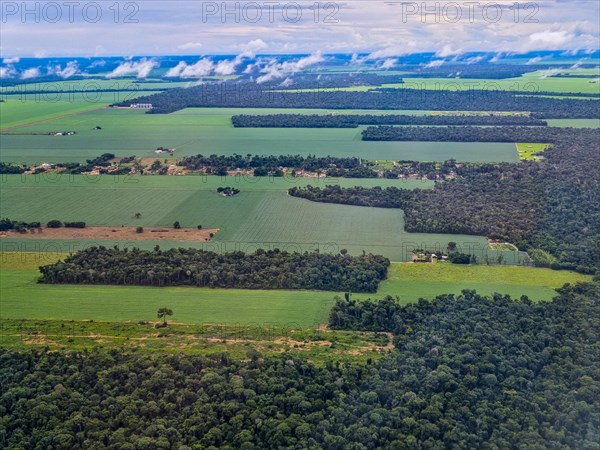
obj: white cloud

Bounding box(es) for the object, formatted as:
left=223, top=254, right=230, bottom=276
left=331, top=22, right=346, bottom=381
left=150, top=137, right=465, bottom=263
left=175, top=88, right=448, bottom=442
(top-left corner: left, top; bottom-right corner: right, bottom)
left=525, top=56, right=544, bottom=65
left=0, top=65, right=17, bottom=78
left=538, top=69, right=561, bottom=79
left=167, top=39, right=268, bottom=77
left=367, top=43, right=417, bottom=60
left=106, top=58, right=158, bottom=78
left=378, top=58, right=397, bottom=70
left=530, top=30, right=574, bottom=46
left=165, top=58, right=215, bottom=78
left=465, top=55, right=485, bottom=64
left=47, top=61, right=80, bottom=79
left=3, top=56, right=20, bottom=64
left=88, top=60, right=106, bottom=68
left=21, top=67, right=41, bottom=79
left=490, top=52, right=504, bottom=63
left=256, top=53, right=325, bottom=83
left=178, top=42, right=203, bottom=50
left=165, top=61, right=187, bottom=77
left=238, top=39, right=268, bottom=57
left=424, top=59, right=446, bottom=68
left=436, top=45, right=462, bottom=58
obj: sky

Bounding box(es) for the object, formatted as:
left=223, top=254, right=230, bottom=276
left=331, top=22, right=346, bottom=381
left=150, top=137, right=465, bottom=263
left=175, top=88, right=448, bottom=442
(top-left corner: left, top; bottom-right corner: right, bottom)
left=0, top=0, right=599, bottom=58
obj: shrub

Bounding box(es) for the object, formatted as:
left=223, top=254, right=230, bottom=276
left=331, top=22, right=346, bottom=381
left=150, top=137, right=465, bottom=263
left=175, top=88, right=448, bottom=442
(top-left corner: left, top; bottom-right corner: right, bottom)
left=47, top=220, right=63, bottom=228
left=0, top=218, right=15, bottom=231
left=136, top=226, right=144, bottom=234
left=64, top=222, right=86, bottom=228
left=529, top=248, right=558, bottom=268
left=197, top=225, right=202, bottom=229
left=173, top=221, right=181, bottom=229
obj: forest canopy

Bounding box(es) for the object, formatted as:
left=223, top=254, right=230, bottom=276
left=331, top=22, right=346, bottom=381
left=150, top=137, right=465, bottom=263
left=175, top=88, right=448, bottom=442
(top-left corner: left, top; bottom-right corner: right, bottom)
left=38, top=246, right=390, bottom=293
left=1, top=281, right=598, bottom=449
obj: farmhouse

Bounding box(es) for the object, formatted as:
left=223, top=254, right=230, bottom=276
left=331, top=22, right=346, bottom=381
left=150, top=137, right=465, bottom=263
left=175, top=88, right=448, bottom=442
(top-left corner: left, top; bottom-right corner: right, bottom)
left=155, top=147, right=175, bottom=154
left=130, top=103, right=153, bottom=109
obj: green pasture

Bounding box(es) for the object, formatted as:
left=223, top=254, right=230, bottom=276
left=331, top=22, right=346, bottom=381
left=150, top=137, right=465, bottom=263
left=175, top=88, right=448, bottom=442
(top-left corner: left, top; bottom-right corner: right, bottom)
left=0, top=174, right=526, bottom=263
left=0, top=254, right=590, bottom=327
left=0, top=78, right=195, bottom=95
left=366, top=263, right=592, bottom=304
left=0, top=107, right=519, bottom=163
left=516, top=143, right=550, bottom=160
left=0, top=92, right=158, bottom=130
left=284, top=70, right=600, bottom=94
left=547, top=119, right=600, bottom=128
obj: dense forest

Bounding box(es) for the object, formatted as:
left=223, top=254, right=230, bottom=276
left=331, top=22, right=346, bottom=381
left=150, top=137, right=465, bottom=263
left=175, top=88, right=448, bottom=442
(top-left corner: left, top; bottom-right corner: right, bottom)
left=231, top=114, right=548, bottom=128
left=38, top=247, right=389, bottom=293
left=290, top=127, right=600, bottom=272
left=0, top=162, right=26, bottom=174
left=2, top=280, right=599, bottom=449
left=178, top=154, right=362, bottom=172
left=115, top=81, right=600, bottom=118
left=361, top=125, right=583, bottom=142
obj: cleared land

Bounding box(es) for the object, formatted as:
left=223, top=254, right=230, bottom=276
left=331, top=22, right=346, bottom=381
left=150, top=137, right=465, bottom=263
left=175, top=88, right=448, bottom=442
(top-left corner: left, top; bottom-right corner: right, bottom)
left=0, top=318, right=392, bottom=363
left=283, top=71, right=600, bottom=94
left=0, top=226, right=219, bottom=242
left=365, top=263, right=593, bottom=304
left=0, top=254, right=590, bottom=327
left=547, top=119, right=600, bottom=128
left=0, top=107, right=519, bottom=163
left=0, top=92, right=158, bottom=130
left=0, top=253, right=334, bottom=327
left=516, top=143, right=550, bottom=160
left=0, top=175, right=528, bottom=263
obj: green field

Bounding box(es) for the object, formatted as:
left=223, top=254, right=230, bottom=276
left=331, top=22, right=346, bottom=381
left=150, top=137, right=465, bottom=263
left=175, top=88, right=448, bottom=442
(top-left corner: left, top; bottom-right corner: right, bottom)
left=0, top=254, right=590, bottom=327
left=0, top=92, right=163, bottom=130
left=0, top=107, right=519, bottom=163
left=0, top=175, right=528, bottom=263
left=284, top=70, right=600, bottom=94
left=547, top=119, right=600, bottom=128
left=516, top=143, right=550, bottom=160
left=0, top=252, right=332, bottom=327
left=0, top=78, right=195, bottom=95
left=370, top=263, right=592, bottom=304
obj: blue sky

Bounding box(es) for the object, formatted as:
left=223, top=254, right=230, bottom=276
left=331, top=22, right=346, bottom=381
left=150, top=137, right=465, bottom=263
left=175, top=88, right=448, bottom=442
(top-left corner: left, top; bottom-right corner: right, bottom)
left=1, top=1, right=598, bottom=58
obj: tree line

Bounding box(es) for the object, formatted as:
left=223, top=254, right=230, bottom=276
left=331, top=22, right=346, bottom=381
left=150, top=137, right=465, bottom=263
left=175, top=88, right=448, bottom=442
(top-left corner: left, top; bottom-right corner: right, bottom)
left=38, top=246, right=390, bottom=293
left=178, top=154, right=363, bottom=172
left=361, top=125, right=578, bottom=142
left=1, top=280, right=598, bottom=449
left=116, top=80, right=600, bottom=118
left=290, top=127, right=600, bottom=273
left=231, top=113, right=548, bottom=128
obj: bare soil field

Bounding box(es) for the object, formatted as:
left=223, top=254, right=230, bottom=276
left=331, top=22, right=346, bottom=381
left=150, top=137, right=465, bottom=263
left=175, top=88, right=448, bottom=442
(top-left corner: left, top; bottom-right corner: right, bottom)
left=0, top=226, right=219, bottom=242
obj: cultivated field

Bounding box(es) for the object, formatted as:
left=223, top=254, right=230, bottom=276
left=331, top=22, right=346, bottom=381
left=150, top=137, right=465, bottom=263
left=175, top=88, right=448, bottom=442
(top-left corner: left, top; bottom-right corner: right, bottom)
left=0, top=252, right=333, bottom=327
left=285, top=70, right=600, bottom=94
left=0, top=106, right=519, bottom=163
left=0, top=175, right=527, bottom=262
left=0, top=92, right=159, bottom=130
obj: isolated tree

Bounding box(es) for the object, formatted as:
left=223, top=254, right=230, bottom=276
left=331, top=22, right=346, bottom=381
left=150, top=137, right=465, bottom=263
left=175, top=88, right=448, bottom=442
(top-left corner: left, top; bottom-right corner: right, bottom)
left=150, top=160, right=162, bottom=171
left=136, top=226, right=143, bottom=233
left=447, top=242, right=457, bottom=253
left=134, top=212, right=142, bottom=219
left=173, top=221, right=181, bottom=229
left=157, top=307, right=173, bottom=326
